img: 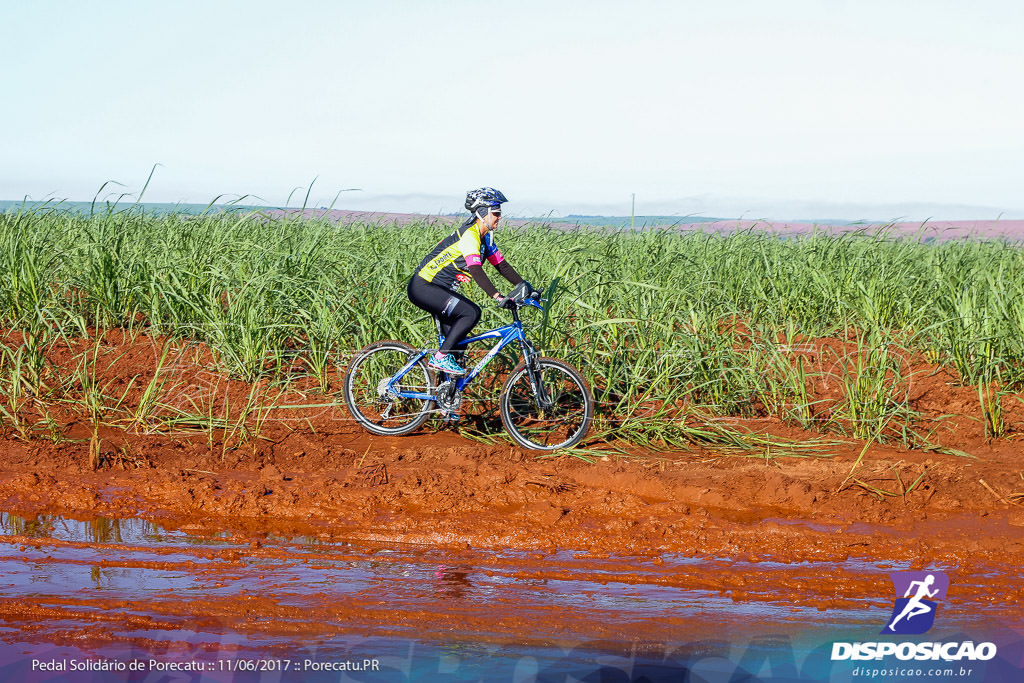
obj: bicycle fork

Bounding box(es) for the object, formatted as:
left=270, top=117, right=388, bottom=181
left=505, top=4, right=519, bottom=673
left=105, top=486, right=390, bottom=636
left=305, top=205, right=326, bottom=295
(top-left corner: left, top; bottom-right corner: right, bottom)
left=519, top=339, right=554, bottom=412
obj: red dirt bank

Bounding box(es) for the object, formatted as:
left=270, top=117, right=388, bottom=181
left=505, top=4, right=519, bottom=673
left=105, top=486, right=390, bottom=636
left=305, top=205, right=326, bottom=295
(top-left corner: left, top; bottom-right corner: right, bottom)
left=0, top=329, right=1022, bottom=643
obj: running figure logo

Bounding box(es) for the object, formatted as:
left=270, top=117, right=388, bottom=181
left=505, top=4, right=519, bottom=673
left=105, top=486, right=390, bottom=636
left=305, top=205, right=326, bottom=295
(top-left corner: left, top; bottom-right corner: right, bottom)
left=882, top=571, right=949, bottom=635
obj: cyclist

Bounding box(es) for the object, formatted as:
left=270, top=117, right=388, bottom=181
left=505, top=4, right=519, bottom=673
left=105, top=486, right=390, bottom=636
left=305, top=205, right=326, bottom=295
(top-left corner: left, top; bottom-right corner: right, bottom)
left=407, top=187, right=524, bottom=376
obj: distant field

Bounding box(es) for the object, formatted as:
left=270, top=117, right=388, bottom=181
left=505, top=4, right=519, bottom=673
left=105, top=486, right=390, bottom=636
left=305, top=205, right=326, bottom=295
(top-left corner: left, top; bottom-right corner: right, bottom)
left=264, top=207, right=1024, bottom=242
left=688, top=218, right=1024, bottom=241
left=5, top=200, right=1022, bottom=240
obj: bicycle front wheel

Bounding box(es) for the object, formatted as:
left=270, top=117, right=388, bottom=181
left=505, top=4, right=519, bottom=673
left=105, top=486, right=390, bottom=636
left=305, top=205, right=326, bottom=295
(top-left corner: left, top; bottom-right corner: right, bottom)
left=344, top=340, right=436, bottom=436
left=499, top=357, right=593, bottom=450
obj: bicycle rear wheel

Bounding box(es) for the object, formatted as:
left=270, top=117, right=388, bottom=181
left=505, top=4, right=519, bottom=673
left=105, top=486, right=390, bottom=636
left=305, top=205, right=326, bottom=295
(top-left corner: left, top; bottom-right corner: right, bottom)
left=344, top=340, right=436, bottom=436
left=499, top=357, right=593, bottom=450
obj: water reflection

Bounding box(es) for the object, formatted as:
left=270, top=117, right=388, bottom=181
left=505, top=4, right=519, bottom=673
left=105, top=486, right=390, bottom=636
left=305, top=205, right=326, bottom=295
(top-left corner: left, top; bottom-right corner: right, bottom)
left=0, top=512, right=164, bottom=544
left=434, top=565, right=473, bottom=600
left=89, top=565, right=115, bottom=590
left=88, top=517, right=122, bottom=544
left=0, top=509, right=1014, bottom=636
left=0, top=511, right=58, bottom=538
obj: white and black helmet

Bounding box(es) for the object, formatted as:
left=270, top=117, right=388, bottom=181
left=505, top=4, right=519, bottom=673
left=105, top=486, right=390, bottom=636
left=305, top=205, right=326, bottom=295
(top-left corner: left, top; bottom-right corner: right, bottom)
left=465, top=187, right=508, bottom=213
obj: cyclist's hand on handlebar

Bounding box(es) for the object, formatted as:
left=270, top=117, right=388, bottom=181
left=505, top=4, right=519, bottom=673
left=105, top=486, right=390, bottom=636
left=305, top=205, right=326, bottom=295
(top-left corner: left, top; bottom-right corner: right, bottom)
left=494, top=294, right=516, bottom=310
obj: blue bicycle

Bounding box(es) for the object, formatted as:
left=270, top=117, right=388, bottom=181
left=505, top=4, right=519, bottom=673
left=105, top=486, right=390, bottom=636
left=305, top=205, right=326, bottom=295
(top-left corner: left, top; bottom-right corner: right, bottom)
left=343, top=282, right=593, bottom=450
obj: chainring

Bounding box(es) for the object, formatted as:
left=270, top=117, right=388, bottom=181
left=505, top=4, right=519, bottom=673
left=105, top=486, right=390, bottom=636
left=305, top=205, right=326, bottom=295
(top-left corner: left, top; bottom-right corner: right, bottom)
left=436, top=380, right=462, bottom=413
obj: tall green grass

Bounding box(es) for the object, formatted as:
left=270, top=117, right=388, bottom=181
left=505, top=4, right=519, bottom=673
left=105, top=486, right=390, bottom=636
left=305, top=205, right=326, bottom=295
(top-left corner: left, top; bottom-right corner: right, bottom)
left=2, top=204, right=1023, bottom=451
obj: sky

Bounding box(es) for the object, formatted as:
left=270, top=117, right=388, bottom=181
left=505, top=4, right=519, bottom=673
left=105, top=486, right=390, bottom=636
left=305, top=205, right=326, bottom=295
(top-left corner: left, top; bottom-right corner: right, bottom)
left=2, top=0, right=1022, bottom=220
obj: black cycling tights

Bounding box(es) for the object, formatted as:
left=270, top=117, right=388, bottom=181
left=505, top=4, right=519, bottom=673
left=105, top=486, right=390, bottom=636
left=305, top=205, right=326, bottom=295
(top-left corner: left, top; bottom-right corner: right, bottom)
left=407, top=276, right=481, bottom=357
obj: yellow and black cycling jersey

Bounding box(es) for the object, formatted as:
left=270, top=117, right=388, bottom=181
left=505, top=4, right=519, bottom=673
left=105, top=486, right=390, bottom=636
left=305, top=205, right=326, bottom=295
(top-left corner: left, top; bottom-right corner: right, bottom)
left=414, top=219, right=506, bottom=291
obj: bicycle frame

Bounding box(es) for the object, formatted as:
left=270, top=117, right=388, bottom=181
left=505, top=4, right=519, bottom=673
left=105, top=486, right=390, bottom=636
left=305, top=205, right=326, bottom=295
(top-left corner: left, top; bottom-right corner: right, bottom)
left=384, top=298, right=550, bottom=408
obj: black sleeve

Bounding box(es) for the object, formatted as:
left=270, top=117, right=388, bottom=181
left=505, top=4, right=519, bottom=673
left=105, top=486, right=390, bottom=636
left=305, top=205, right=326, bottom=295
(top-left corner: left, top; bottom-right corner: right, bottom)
left=495, top=259, right=524, bottom=286
left=468, top=264, right=500, bottom=298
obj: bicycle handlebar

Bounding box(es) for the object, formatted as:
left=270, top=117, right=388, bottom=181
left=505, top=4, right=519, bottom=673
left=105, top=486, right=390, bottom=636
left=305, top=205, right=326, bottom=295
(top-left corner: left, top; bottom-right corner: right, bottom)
left=505, top=280, right=544, bottom=311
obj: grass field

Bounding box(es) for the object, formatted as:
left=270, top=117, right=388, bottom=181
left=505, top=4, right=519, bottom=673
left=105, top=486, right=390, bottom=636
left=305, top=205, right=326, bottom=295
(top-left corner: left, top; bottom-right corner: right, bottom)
left=2, top=204, right=1024, bottom=456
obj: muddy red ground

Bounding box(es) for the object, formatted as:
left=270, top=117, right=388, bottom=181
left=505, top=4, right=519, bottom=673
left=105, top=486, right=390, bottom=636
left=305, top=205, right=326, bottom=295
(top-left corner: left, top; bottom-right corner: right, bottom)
left=0, top=330, right=1022, bottom=651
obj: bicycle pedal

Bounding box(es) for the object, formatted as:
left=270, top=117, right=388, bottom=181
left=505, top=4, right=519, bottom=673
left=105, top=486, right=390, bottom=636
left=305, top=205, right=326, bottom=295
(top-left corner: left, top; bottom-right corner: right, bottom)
left=441, top=413, right=461, bottom=423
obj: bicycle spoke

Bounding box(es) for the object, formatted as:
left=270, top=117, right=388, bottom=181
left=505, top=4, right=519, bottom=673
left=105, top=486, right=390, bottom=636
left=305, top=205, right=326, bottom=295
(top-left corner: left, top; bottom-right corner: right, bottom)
left=344, top=342, right=435, bottom=435
left=500, top=358, right=593, bottom=450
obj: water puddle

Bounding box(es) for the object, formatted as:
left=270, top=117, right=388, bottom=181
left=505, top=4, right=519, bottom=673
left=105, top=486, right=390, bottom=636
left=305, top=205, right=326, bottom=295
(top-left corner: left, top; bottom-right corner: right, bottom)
left=0, top=512, right=1019, bottom=681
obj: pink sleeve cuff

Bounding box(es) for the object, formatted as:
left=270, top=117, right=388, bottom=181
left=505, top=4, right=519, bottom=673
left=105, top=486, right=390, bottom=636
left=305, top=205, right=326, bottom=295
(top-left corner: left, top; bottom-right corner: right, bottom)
left=465, top=254, right=483, bottom=267
left=486, top=249, right=504, bottom=266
